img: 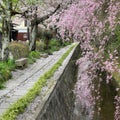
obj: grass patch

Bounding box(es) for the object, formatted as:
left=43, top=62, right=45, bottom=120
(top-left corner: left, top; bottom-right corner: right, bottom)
left=28, top=51, right=40, bottom=64
left=0, top=81, right=5, bottom=89
left=0, top=43, right=77, bottom=120
left=0, top=59, right=15, bottom=89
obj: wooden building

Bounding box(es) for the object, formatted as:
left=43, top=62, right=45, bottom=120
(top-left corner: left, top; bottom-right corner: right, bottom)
left=13, top=18, right=28, bottom=41
left=16, top=28, right=28, bottom=41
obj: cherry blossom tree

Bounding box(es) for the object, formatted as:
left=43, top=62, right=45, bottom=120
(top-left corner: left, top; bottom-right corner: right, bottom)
left=0, top=0, right=19, bottom=60
left=50, top=0, right=120, bottom=119
left=0, top=0, right=61, bottom=59
left=19, top=0, right=61, bottom=51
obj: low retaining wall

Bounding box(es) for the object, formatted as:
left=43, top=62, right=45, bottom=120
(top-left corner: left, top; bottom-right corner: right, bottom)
left=36, top=44, right=80, bottom=120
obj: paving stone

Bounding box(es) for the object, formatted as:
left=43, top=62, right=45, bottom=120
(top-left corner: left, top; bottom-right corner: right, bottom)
left=0, top=46, right=71, bottom=116
left=13, top=90, right=28, bottom=96
left=0, top=109, right=7, bottom=116
left=0, top=102, right=13, bottom=109
left=5, top=95, right=21, bottom=103
left=0, top=90, right=10, bottom=97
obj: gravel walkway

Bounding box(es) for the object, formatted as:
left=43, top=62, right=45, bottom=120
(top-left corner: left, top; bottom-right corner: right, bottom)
left=0, top=45, right=70, bottom=116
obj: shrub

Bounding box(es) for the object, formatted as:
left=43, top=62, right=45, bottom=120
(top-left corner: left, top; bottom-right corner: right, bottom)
left=48, top=39, right=71, bottom=52
left=28, top=51, right=40, bottom=64
left=49, top=39, right=61, bottom=52
left=62, top=41, right=71, bottom=46
left=49, top=39, right=61, bottom=47
left=0, top=62, right=6, bottom=70
left=36, top=40, right=45, bottom=52
left=0, top=59, right=15, bottom=71
left=0, top=73, right=4, bottom=82
left=28, top=51, right=40, bottom=59
left=0, top=81, right=5, bottom=89
left=0, top=61, right=13, bottom=89
left=0, top=62, right=12, bottom=80
left=43, top=49, right=53, bottom=55
left=0, top=70, right=5, bottom=89
left=1, top=69, right=12, bottom=81
left=8, top=41, right=29, bottom=59
left=7, top=59, right=16, bottom=71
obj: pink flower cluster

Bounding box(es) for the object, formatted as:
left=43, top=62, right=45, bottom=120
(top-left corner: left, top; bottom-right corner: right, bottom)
left=114, top=96, right=120, bottom=120
left=50, top=0, right=120, bottom=119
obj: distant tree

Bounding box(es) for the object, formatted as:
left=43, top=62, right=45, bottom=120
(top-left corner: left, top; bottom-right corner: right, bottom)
left=0, top=0, right=19, bottom=60
left=19, top=0, right=61, bottom=51
left=0, top=0, right=61, bottom=60
left=51, top=0, right=120, bottom=119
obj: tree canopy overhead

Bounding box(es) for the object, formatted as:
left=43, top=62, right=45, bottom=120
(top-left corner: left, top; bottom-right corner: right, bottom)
left=0, top=1, right=120, bottom=119
left=0, top=0, right=62, bottom=57
left=49, top=0, right=120, bottom=119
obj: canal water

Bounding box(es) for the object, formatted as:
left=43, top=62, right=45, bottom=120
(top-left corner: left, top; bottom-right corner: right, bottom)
left=93, top=79, right=117, bottom=120
left=72, top=74, right=118, bottom=120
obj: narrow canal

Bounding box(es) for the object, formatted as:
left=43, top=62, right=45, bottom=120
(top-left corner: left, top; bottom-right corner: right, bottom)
left=72, top=70, right=118, bottom=120
left=36, top=45, right=119, bottom=120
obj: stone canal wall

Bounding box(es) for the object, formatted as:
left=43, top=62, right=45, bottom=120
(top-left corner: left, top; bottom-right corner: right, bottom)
left=36, top=44, right=80, bottom=120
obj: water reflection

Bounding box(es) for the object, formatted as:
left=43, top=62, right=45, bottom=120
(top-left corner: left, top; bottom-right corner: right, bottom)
left=73, top=78, right=117, bottom=120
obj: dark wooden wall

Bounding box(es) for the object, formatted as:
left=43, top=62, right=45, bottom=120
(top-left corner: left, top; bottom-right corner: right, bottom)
left=17, top=32, right=28, bottom=41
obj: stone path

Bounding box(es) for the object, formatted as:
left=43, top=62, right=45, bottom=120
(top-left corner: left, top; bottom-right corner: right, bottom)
left=0, top=45, right=71, bottom=116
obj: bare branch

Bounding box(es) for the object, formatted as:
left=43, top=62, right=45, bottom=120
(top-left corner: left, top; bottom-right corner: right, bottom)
left=32, top=4, right=61, bottom=25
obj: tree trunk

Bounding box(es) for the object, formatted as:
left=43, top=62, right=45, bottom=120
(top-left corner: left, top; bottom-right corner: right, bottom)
left=29, top=5, right=60, bottom=51
left=29, top=7, right=38, bottom=51
left=29, top=24, right=37, bottom=51
left=1, top=1, right=11, bottom=60
left=1, top=17, right=11, bottom=60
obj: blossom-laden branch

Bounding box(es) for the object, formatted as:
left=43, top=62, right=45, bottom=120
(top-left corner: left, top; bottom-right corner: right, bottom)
left=50, top=0, right=120, bottom=119
left=34, top=4, right=61, bottom=25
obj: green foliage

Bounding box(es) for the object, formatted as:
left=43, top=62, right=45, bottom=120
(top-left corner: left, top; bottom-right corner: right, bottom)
left=1, top=69, right=12, bottom=81
left=28, top=58, right=36, bottom=64
left=8, top=42, right=29, bottom=60
left=7, top=59, right=16, bottom=71
left=0, top=43, right=77, bottom=120
left=36, top=40, right=45, bottom=52
left=42, top=30, right=53, bottom=40
left=36, top=39, right=71, bottom=54
left=0, top=81, right=5, bottom=89
left=113, top=71, right=120, bottom=85
left=0, top=74, right=5, bottom=89
left=28, top=51, right=40, bottom=64
left=104, top=24, right=120, bottom=60
left=48, top=39, right=71, bottom=52
left=0, top=60, right=15, bottom=72
left=29, top=51, right=40, bottom=59
left=43, top=50, right=53, bottom=55
left=49, top=39, right=61, bottom=52
left=49, top=39, right=61, bottom=47
left=115, top=25, right=120, bottom=43
left=26, top=0, right=43, bottom=5
left=0, top=60, right=14, bottom=89
left=62, top=41, right=71, bottom=46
